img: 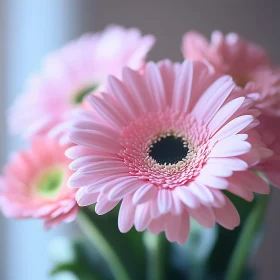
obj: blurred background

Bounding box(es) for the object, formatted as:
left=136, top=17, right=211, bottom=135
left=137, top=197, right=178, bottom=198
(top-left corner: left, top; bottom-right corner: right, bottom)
left=0, top=1, right=279, bottom=279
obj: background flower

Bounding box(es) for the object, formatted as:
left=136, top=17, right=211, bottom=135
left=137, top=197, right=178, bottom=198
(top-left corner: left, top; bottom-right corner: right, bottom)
left=68, top=60, right=271, bottom=243
left=9, top=25, right=155, bottom=144
left=0, top=138, right=78, bottom=229
left=182, top=30, right=280, bottom=187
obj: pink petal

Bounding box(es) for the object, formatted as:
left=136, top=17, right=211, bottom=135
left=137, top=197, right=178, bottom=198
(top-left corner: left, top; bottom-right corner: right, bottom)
left=209, top=189, right=226, bottom=207
left=78, top=161, right=127, bottom=174
left=76, top=188, right=99, bottom=206
left=69, top=155, right=120, bottom=171
left=213, top=197, right=240, bottom=230
left=208, top=97, right=245, bottom=136
left=188, top=182, right=214, bottom=204
left=165, top=214, right=182, bottom=242
left=65, top=146, right=94, bottom=160
left=68, top=173, right=95, bottom=188
left=134, top=203, right=152, bottom=231
left=108, top=75, right=140, bottom=119
left=174, top=186, right=200, bottom=208
left=171, top=191, right=184, bottom=215
left=118, top=195, right=136, bottom=233
left=212, top=115, right=254, bottom=141
left=227, top=182, right=254, bottom=202
left=122, top=67, right=153, bottom=113
left=173, top=60, right=193, bottom=112
left=192, top=76, right=234, bottom=124
left=201, top=164, right=233, bottom=177
left=157, top=189, right=173, bottom=214
left=95, top=193, right=119, bottom=215
left=108, top=178, right=144, bottom=201
left=177, top=210, right=190, bottom=245
left=145, top=62, right=165, bottom=111
left=188, top=204, right=215, bottom=228
left=70, top=128, right=121, bottom=153
left=232, top=171, right=270, bottom=194
left=196, top=173, right=229, bottom=189
left=88, top=94, right=128, bottom=128
left=209, top=137, right=251, bottom=157
left=132, top=183, right=157, bottom=204
left=207, top=157, right=248, bottom=171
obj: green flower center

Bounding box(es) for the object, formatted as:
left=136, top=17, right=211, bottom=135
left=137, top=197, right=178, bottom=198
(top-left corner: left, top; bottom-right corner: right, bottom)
left=36, top=168, right=65, bottom=198
left=73, top=84, right=99, bottom=105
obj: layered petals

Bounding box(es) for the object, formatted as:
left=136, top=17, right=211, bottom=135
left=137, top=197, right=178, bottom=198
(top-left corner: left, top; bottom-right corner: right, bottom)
left=9, top=25, right=155, bottom=141
left=0, top=138, right=78, bottom=228
left=69, top=60, right=271, bottom=243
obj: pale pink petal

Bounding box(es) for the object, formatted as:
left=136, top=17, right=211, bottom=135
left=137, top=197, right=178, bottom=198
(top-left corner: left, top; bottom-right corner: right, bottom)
left=134, top=203, right=151, bottom=231
left=132, top=183, right=157, bottom=204
left=76, top=188, right=99, bottom=206
left=209, top=137, right=251, bottom=157
left=174, top=187, right=200, bottom=208
left=212, top=115, right=254, bottom=141
left=208, top=97, right=245, bottom=136
left=173, top=60, right=193, bottom=112
left=122, top=67, right=153, bottom=113
left=108, top=178, right=144, bottom=201
left=188, top=204, right=215, bottom=228
left=95, top=193, right=120, bottom=215
left=232, top=171, right=270, bottom=194
left=165, top=214, right=182, bottom=243
left=145, top=62, right=165, bottom=111
left=207, top=157, right=248, bottom=171
left=157, top=189, right=173, bottom=214
left=196, top=173, right=229, bottom=189
left=177, top=210, right=190, bottom=245
left=188, top=182, right=214, bottom=204
left=108, top=75, right=140, bottom=119
left=192, top=76, right=234, bottom=124
left=118, top=195, right=136, bottom=233
left=213, top=197, right=240, bottom=230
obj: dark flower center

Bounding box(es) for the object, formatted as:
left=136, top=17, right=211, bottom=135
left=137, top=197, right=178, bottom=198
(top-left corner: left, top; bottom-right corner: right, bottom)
left=149, top=135, right=189, bottom=165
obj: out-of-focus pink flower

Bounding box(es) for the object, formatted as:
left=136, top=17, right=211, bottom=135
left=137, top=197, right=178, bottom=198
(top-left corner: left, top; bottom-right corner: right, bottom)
left=255, top=115, right=280, bottom=187
left=182, top=31, right=280, bottom=116
left=183, top=31, right=280, bottom=187
left=67, top=60, right=271, bottom=244
left=9, top=25, right=155, bottom=144
left=0, top=138, right=78, bottom=229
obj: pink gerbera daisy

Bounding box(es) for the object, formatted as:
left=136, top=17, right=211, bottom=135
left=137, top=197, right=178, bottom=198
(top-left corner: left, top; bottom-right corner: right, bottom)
left=68, top=60, right=270, bottom=244
left=0, top=138, right=78, bottom=229
left=182, top=30, right=280, bottom=116
left=254, top=115, right=280, bottom=187
left=9, top=25, right=155, bottom=143
left=182, top=30, right=280, bottom=187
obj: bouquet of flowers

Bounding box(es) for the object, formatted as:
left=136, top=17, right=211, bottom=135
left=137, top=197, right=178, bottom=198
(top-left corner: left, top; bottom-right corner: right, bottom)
left=1, top=25, right=279, bottom=280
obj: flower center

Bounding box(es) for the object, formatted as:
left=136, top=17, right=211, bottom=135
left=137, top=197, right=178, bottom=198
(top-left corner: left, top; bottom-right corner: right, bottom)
left=36, top=168, right=65, bottom=198
left=149, top=135, right=189, bottom=165
left=233, top=75, right=249, bottom=88
left=73, top=84, right=99, bottom=105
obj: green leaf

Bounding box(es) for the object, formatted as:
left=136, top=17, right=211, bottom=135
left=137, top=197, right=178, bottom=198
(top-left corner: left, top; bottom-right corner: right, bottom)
left=50, top=238, right=110, bottom=280
left=78, top=207, right=146, bottom=280
left=206, top=192, right=261, bottom=279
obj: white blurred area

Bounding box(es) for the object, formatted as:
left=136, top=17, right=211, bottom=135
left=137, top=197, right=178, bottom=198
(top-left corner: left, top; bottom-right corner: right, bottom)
left=0, top=1, right=83, bottom=280
left=0, top=1, right=280, bottom=279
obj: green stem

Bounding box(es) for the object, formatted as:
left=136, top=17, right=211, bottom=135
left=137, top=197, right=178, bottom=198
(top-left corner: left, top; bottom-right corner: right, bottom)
left=77, top=209, right=131, bottom=280
left=144, top=231, right=166, bottom=280
left=225, top=193, right=270, bottom=280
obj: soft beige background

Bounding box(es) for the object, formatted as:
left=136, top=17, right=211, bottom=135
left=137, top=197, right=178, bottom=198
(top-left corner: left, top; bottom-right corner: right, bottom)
left=1, top=1, right=279, bottom=279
